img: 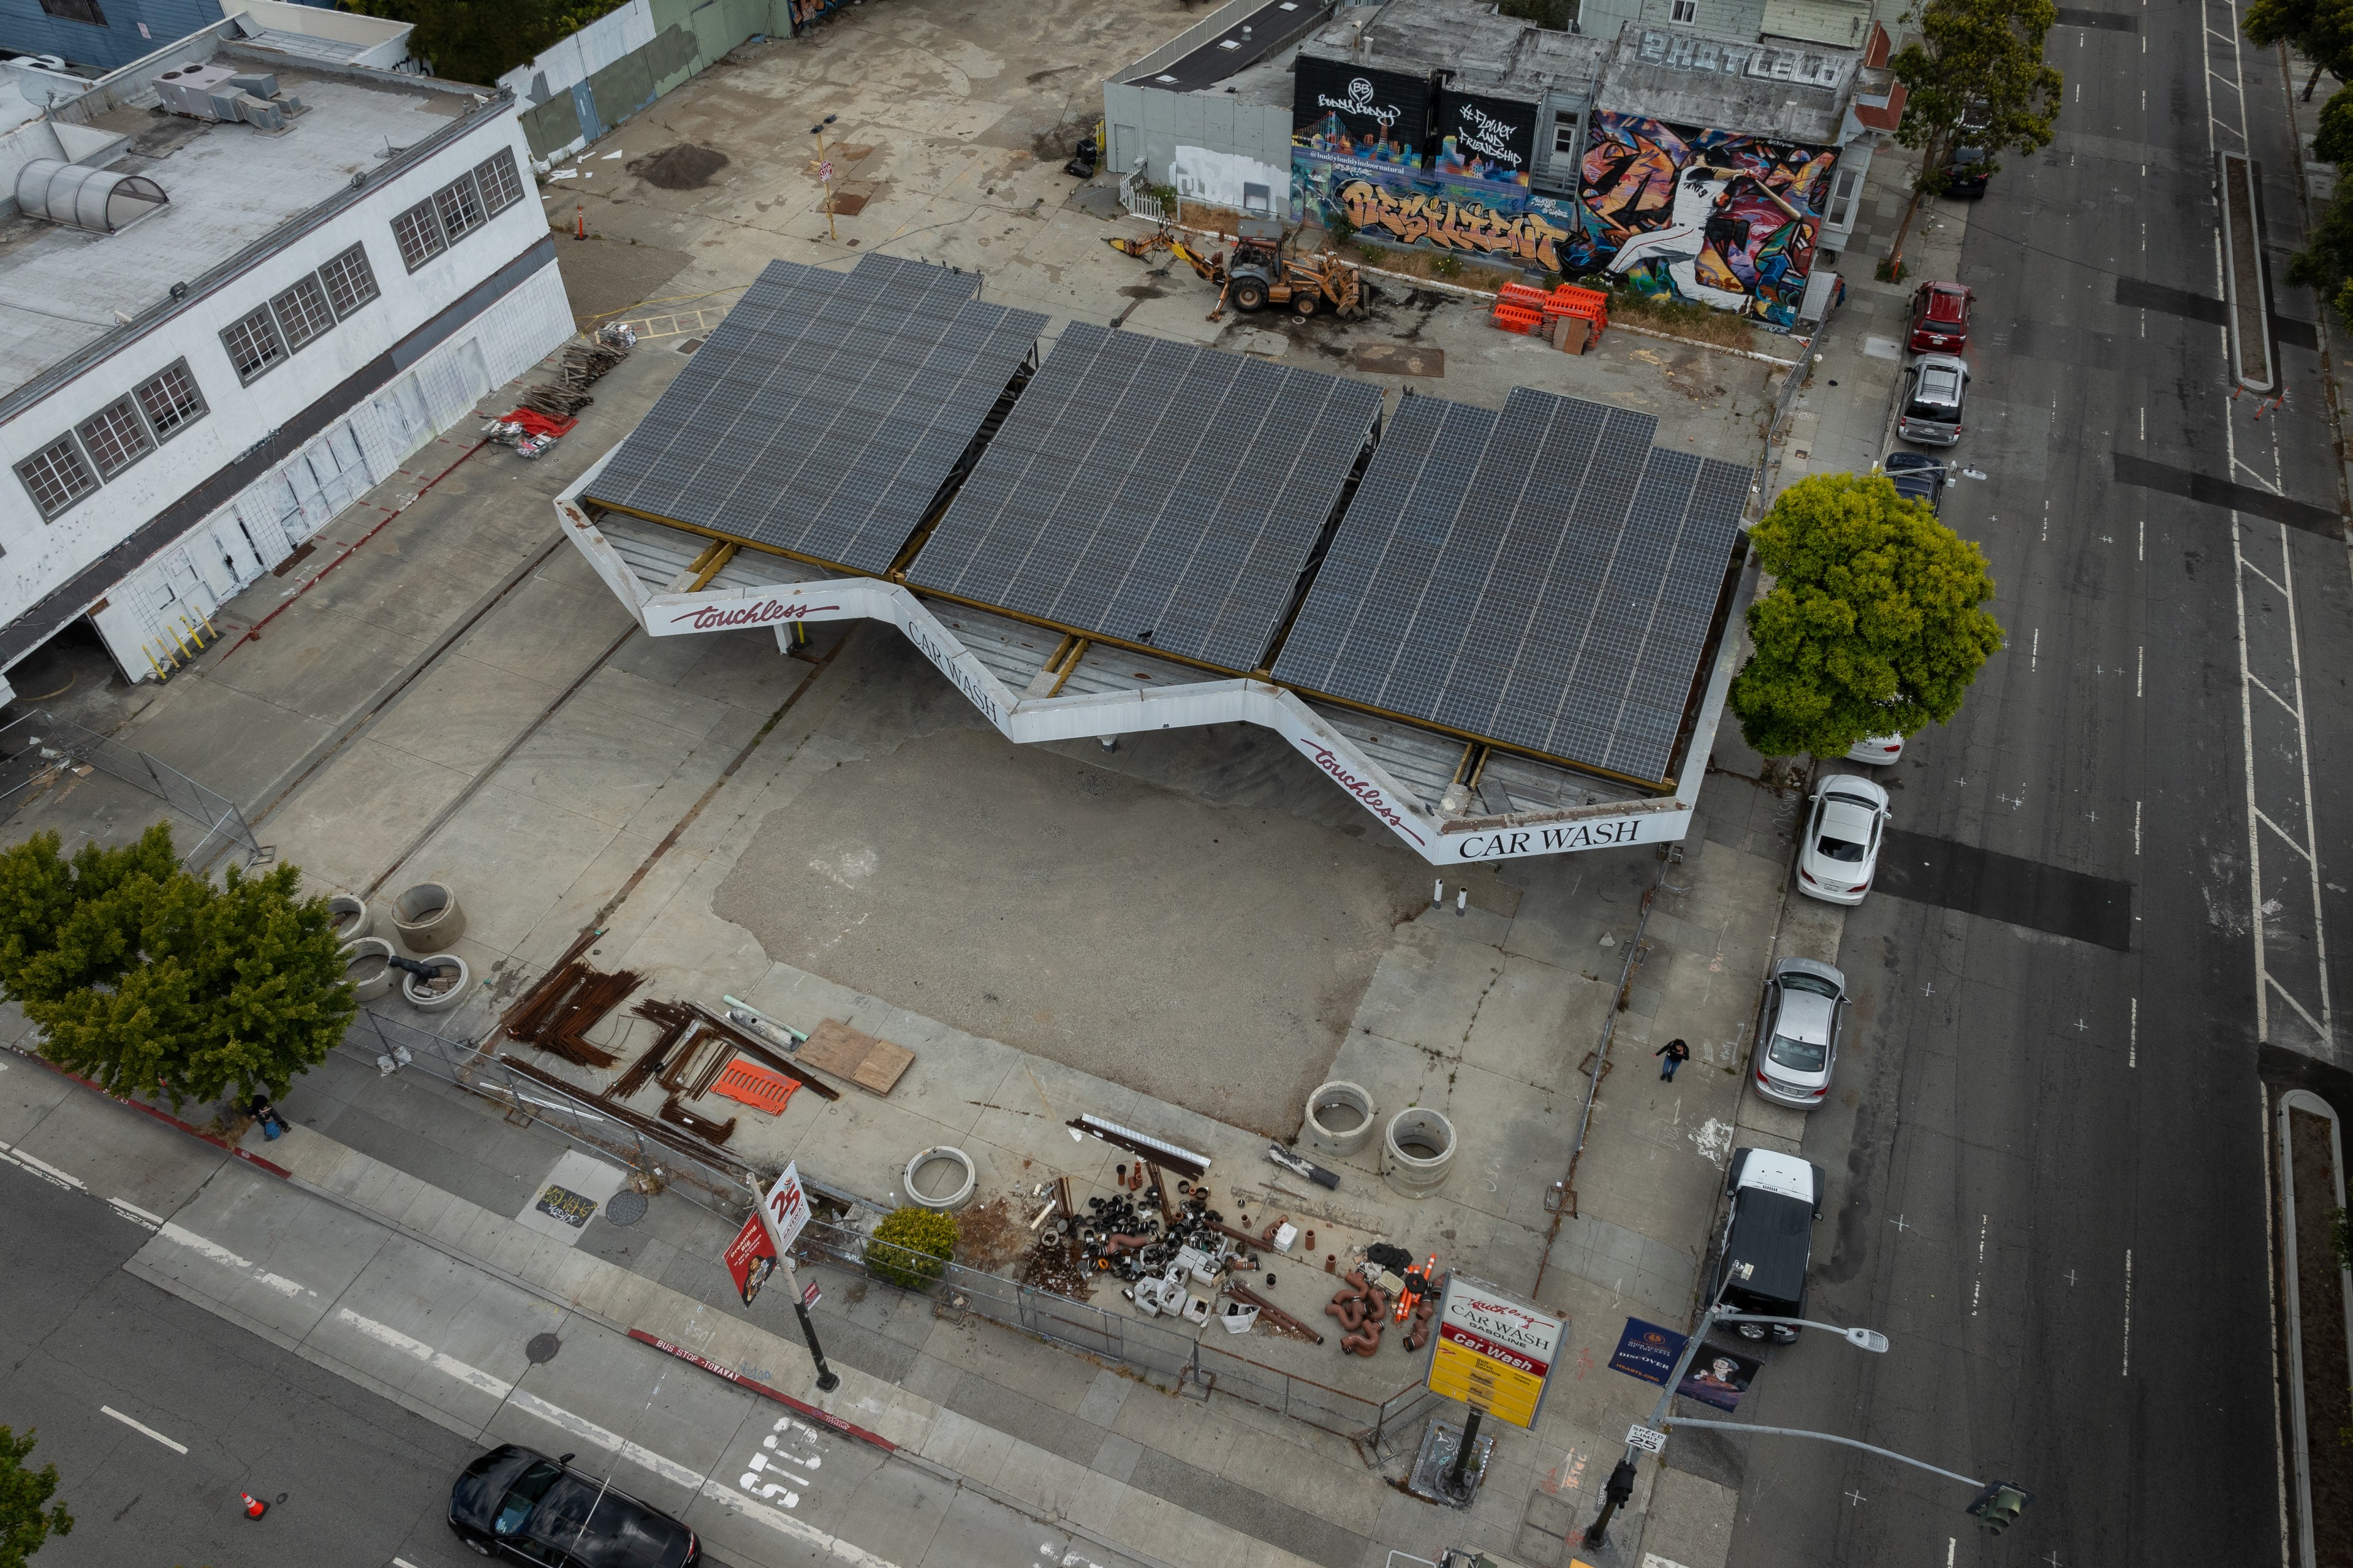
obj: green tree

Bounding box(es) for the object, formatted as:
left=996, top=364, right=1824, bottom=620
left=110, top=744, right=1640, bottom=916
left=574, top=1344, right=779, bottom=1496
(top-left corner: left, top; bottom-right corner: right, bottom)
left=0, top=825, right=355, bottom=1112
left=1729, top=472, right=2005, bottom=760
left=0, top=1427, right=73, bottom=1568
left=2287, top=173, right=2353, bottom=325
left=1886, top=0, right=2066, bottom=273
left=341, top=0, right=631, bottom=87
left=2244, top=0, right=2353, bottom=99
left=2316, top=85, right=2353, bottom=160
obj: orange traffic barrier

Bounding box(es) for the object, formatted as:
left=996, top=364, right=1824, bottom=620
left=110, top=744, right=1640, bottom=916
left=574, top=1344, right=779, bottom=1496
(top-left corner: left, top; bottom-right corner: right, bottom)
left=710, top=1058, right=800, bottom=1116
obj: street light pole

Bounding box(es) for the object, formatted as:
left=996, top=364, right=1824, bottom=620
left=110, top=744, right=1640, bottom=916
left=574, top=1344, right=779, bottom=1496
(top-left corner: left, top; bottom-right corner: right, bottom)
left=1659, top=1418, right=1985, bottom=1488
left=1583, top=1304, right=1889, bottom=1547
left=811, top=113, right=838, bottom=241
left=746, top=1178, right=840, bottom=1393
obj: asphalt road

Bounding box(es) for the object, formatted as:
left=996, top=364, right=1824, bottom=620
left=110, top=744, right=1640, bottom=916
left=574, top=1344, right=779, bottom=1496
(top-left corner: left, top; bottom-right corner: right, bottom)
left=0, top=1152, right=490, bottom=1568
left=1717, top=3, right=2350, bottom=1564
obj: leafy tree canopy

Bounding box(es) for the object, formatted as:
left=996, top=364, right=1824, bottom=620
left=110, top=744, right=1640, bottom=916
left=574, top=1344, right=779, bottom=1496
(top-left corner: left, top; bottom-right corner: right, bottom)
left=0, top=1426, right=72, bottom=1568
left=0, top=825, right=355, bottom=1111
left=341, top=0, right=631, bottom=88
left=1893, top=0, right=2066, bottom=189
left=1729, top=472, right=2006, bottom=759
left=2243, top=0, right=2353, bottom=96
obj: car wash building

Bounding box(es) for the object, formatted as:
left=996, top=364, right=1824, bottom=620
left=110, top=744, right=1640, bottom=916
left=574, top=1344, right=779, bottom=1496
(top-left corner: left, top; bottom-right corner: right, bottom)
left=555, top=252, right=1757, bottom=865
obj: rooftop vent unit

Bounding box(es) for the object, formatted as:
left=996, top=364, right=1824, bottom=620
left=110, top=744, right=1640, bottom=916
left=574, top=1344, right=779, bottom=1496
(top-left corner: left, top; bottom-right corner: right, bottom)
left=154, top=62, right=305, bottom=129
left=15, top=159, right=169, bottom=233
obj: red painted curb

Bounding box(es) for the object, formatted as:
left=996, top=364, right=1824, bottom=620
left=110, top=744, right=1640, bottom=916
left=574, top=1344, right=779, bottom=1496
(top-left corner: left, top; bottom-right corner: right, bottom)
left=627, top=1330, right=896, bottom=1454
left=15, top=1050, right=293, bottom=1179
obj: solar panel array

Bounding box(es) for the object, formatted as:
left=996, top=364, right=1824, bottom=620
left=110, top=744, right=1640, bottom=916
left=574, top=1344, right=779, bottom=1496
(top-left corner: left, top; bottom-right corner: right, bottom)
left=583, top=253, right=1047, bottom=574
left=1271, top=387, right=1749, bottom=784
left=907, top=323, right=1384, bottom=673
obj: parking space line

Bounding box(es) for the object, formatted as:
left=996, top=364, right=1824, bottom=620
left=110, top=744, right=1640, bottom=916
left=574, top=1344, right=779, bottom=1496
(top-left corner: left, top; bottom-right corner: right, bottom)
left=100, top=1406, right=188, bottom=1455
left=156, top=1222, right=314, bottom=1299
left=0, top=1140, right=86, bottom=1191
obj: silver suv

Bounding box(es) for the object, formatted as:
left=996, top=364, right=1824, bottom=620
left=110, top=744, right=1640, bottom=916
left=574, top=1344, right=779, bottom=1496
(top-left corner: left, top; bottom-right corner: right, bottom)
left=1898, top=353, right=1969, bottom=445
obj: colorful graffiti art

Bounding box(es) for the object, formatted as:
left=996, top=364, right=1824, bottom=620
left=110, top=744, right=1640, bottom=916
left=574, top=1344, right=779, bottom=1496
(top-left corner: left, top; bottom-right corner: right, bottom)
left=1296, top=157, right=1567, bottom=270
left=1569, top=112, right=1834, bottom=328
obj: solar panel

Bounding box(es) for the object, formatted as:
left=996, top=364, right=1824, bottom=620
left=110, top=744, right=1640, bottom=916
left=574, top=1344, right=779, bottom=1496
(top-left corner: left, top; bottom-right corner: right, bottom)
left=583, top=253, right=1046, bottom=574
left=907, top=322, right=1384, bottom=673
left=1271, top=387, right=1748, bottom=784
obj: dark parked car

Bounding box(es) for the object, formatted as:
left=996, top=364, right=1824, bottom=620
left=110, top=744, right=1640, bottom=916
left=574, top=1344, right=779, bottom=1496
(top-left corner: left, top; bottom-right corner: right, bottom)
left=1711, top=1148, right=1827, bottom=1343
left=450, top=1445, right=697, bottom=1566
left=1944, top=145, right=1990, bottom=197
left=1884, top=450, right=1948, bottom=512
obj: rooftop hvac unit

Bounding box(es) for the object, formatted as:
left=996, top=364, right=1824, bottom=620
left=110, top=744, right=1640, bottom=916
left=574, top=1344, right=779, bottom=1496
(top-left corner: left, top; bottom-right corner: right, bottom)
left=14, top=159, right=169, bottom=233
left=154, top=63, right=241, bottom=118
left=235, top=93, right=282, bottom=132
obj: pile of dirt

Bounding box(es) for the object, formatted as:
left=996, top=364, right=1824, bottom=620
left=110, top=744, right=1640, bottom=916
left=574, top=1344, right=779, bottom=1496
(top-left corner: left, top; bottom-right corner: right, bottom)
left=951, top=1197, right=1030, bottom=1273
left=630, top=143, right=730, bottom=190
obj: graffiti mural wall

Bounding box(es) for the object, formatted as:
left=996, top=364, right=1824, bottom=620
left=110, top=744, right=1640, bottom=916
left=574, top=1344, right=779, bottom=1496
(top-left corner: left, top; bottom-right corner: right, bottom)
left=1298, top=161, right=1571, bottom=270
left=1567, top=112, right=1835, bottom=328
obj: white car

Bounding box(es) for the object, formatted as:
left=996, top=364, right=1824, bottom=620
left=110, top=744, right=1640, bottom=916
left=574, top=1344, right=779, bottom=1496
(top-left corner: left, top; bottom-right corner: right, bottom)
left=1844, top=733, right=1904, bottom=765
left=1797, top=775, right=1890, bottom=904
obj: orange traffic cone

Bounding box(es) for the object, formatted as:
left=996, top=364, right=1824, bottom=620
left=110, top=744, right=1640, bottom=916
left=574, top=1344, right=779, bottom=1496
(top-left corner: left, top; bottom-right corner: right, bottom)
left=240, top=1492, right=267, bottom=1520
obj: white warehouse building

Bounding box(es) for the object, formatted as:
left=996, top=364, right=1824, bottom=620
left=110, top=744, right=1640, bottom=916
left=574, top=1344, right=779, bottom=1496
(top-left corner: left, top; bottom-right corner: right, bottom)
left=0, top=13, right=573, bottom=695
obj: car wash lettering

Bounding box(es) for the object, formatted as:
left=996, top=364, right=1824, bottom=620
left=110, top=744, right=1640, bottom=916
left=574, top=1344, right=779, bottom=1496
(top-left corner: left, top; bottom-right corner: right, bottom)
left=668, top=599, right=838, bottom=631
left=1302, top=743, right=1425, bottom=845
left=1338, top=180, right=1569, bottom=268
left=1454, top=818, right=1645, bottom=858
left=904, top=619, right=1005, bottom=728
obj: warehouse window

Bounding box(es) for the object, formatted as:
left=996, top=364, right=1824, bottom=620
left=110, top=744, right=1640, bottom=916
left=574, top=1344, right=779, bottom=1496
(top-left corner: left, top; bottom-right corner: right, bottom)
left=474, top=149, right=525, bottom=214
left=76, top=396, right=154, bottom=479
left=15, top=434, right=97, bottom=520
left=36, top=0, right=107, bottom=25
left=221, top=303, right=287, bottom=384
left=271, top=273, right=336, bottom=352
left=134, top=360, right=207, bottom=442
left=433, top=172, right=487, bottom=243
left=391, top=199, right=446, bottom=270
left=319, top=243, right=380, bottom=317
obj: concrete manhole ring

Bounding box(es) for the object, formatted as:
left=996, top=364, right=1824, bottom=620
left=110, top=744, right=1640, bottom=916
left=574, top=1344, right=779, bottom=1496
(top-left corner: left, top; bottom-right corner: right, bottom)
left=604, top=1189, right=649, bottom=1227
left=525, top=1332, right=562, bottom=1365
left=903, top=1145, right=977, bottom=1211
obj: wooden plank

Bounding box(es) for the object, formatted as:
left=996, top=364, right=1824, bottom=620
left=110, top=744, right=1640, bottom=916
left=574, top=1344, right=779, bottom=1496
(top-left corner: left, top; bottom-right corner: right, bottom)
left=798, top=1018, right=871, bottom=1077
left=852, top=1038, right=914, bottom=1094
left=801, top=1018, right=914, bottom=1096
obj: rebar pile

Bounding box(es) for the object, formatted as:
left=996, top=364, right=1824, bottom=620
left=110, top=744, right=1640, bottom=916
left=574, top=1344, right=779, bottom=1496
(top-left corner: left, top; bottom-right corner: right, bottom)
left=517, top=384, right=593, bottom=419
left=505, top=961, right=642, bottom=1068
left=561, top=339, right=629, bottom=388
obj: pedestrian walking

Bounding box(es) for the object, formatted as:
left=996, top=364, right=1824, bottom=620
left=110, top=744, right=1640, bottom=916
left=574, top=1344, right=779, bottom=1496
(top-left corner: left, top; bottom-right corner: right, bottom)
left=1656, top=1038, right=1689, bottom=1081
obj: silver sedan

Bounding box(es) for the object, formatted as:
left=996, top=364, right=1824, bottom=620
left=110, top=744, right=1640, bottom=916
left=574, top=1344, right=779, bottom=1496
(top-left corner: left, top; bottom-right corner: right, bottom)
left=1752, top=957, right=1849, bottom=1109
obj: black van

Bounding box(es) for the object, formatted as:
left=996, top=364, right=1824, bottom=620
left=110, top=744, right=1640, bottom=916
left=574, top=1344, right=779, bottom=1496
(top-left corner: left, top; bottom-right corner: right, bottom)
left=1711, top=1147, right=1828, bottom=1343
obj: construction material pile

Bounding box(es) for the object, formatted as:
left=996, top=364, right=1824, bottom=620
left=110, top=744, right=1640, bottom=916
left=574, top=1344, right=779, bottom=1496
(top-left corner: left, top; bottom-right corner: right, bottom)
left=513, top=333, right=632, bottom=422
left=504, top=956, right=643, bottom=1067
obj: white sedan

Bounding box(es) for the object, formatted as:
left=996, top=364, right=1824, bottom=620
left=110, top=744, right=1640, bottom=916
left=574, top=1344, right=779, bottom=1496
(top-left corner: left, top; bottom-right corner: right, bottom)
left=1797, top=776, right=1890, bottom=905
left=1844, top=733, right=1904, bottom=765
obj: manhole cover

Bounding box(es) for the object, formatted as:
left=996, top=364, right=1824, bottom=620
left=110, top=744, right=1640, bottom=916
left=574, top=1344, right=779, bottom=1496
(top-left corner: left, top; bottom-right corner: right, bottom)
left=525, top=1333, right=563, bottom=1365
left=605, top=1189, right=649, bottom=1227
left=676, top=337, right=704, bottom=354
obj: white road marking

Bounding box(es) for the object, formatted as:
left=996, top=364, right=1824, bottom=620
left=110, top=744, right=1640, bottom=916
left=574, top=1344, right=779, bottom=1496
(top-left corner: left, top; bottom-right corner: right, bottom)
left=100, top=1406, right=188, bottom=1454
left=698, top=1480, right=898, bottom=1565
left=395, top=1559, right=425, bottom=1568
left=108, top=1197, right=162, bottom=1230
left=2129, top=996, right=2138, bottom=1067
left=2134, top=800, right=2142, bottom=855
left=335, top=1309, right=513, bottom=1398
left=2122, top=1247, right=2133, bottom=1377
left=0, top=1140, right=86, bottom=1191
left=2136, top=645, right=2143, bottom=697
left=157, top=1222, right=314, bottom=1298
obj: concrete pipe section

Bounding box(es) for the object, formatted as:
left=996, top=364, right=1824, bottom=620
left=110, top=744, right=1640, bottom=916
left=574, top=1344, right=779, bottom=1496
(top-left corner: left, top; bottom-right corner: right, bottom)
left=903, top=1145, right=978, bottom=1211
left=1381, top=1107, right=1457, bottom=1199
left=403, top=953, right=471, bottom=1012
left=1303, top=1081, right=1379, bottom=1157
left=328, top=893, right=373, bottom=944
left=343, top=937, right=395, bottom=1002
left=392, top=882, right=465, bottom=951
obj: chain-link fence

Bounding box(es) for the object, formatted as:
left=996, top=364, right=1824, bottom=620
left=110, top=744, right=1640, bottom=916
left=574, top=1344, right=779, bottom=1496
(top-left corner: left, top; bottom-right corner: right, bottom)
left=344, top=1010, right=759, bottom=1222
left=0, top=708, right=263, bottom=868
left=798, top=1213, right=1436, bottom=1460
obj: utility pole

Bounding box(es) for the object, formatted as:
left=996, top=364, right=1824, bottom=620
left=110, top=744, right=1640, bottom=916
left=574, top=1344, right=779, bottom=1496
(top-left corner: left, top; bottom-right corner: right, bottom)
left=746, top=1177, right=840, bottom=1393
left=811, top=113, right=838, bottom=241
left=1584, top=1306, right=1888, bottom=1547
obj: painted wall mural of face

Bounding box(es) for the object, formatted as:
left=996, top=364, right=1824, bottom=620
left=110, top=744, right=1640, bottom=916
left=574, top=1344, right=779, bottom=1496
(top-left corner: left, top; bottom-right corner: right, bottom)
left=1570, top=111, right=1833, bottom=328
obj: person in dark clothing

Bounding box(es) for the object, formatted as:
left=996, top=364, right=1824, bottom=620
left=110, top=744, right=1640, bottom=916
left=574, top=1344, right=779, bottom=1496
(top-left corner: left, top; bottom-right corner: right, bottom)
left=1656, top=1038, right=1690, bottom=1080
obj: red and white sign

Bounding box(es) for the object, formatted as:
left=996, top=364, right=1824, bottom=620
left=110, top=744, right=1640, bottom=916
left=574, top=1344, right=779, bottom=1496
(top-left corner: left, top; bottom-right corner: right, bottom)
left=724, top=1214, right=775, bottom=1306
left=724, top=1163, right=813, bottom=1306
left=819, top=161, right=835, bottom=181
left=765, top=1162, right=812, bottom=1253
left=801, top=1280, right=822, bottom=1308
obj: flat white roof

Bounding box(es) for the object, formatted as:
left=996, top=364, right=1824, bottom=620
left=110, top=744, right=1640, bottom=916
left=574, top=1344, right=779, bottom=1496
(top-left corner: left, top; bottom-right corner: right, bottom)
left=0, top=63, right=468, bottom=398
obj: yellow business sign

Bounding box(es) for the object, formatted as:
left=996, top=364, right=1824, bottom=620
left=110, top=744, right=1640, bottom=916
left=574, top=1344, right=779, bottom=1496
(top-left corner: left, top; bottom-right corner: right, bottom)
left=1423, top=1273, right=1564, bottom=1431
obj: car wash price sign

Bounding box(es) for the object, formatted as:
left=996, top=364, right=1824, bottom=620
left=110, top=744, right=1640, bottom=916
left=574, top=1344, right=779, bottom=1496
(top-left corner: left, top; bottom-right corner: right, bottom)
left=1424, top=1273, right=1564, bottom=1430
